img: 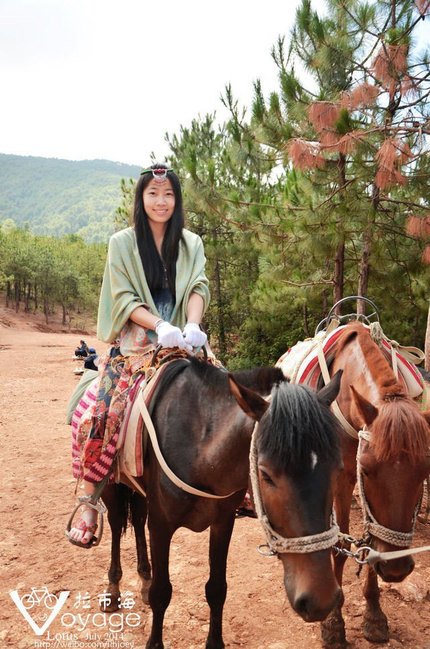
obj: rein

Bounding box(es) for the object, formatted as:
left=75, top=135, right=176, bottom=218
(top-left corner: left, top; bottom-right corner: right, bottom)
left=136, top=384, right=239, bottom=499
left=249, top=416, right=340, bottom=555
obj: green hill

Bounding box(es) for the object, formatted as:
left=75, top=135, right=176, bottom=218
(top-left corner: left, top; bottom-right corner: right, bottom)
left=0, top=154, right=141, bottom=242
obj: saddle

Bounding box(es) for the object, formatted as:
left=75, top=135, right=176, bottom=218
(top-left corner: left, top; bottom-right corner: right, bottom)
left=276, top=323, right=425, bottom=399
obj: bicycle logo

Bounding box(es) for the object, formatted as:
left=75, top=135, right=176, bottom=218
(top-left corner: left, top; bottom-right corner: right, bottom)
left=10, top=586, right=70, bottom=636
left=20, top=586, right=58, bottom=610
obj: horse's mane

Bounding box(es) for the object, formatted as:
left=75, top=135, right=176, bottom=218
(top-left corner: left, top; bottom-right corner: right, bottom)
left=155, top=357, right=285, bottom=399
left=372, top=397, right=429, bottom=462
left=337, top=322, right=429, bottom=462
left=231, top=366, right=285, bottom=394
left=337, top=322, right=404, bottom=398
left=257, top=382, right=341, bottom=473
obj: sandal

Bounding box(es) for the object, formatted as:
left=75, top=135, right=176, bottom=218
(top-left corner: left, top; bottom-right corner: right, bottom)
left=66, top=498, right=106, bottom=549
left=66, top=518, right=98, bottom=548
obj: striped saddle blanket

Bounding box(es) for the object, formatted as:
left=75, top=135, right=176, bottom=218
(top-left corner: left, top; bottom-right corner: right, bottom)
left=71, top=363, right=173, bottom=480
left=275, top=324, right=424, bottom=398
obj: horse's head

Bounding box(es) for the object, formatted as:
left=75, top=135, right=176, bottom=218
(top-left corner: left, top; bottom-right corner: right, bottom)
left=350, top=384, right=430, bottom=581
left=229, top=370, right=344, bottom=622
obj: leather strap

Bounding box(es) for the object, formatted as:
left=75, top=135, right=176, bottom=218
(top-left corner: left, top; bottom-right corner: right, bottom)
left=317, top=343, right=359, bottom=439
left=136, top=387, right=238, bottom=499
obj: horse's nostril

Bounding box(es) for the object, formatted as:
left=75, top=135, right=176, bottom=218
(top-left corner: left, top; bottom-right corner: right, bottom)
left=376, top=558, right=415, bottom=582
left=294, top=594, right=311, bottom=618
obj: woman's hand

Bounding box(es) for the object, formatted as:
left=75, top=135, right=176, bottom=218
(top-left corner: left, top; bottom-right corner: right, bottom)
left=156, top=321, right=191, bottom=350
left=182, top=322, right=207, bottom=348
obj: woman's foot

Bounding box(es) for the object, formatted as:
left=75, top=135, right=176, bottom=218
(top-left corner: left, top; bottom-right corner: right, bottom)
left=68, top=506, right=98, bottom=546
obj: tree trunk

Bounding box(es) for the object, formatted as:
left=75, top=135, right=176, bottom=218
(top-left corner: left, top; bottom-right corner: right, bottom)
left=303, top=302, right=310, bottom=338
left=14, top=281, right=20, bottom=312
left=333, top=242, right=344, bottom=313
left=62, top=303, right=67, bottom=326
left=6, top=281, right=10, bottom=307
left=425, top=304, right=430, bottom=372
left=213, top=229, right=226, bottom=360
left=44, top=297, right=49, bottom=324
left=25, top=281, right=31, bottom=312
left=357, top=229, right=372, bottom=315
left=333, top=154, right=347, bottom=315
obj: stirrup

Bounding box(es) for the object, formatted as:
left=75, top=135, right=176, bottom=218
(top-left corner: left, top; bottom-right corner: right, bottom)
left=65, top=496, right=106, bottom=548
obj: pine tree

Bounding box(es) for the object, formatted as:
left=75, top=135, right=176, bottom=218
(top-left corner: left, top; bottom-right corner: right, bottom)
left=225, top=0, right=430, bottom=342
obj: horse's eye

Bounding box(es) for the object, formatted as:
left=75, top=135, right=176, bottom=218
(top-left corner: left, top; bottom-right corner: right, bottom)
left=260, top=469, right=275, bottom=486
left=360, top=463, right=373, bottom=477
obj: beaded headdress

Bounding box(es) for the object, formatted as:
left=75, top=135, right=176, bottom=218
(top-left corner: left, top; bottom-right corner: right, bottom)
left=140, top=167, right=173, bottom=183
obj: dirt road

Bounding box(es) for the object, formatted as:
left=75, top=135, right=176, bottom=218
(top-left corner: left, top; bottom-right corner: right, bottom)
left=0, top=306, right=429, bottom=649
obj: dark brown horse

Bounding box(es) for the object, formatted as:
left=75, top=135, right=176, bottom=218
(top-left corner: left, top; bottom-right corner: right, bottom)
left=101, top=357, right=343, bottom=649
left=316, top=321, right=430, bottom=648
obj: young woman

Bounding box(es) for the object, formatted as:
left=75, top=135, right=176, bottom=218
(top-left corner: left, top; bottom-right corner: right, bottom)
left=67, top=164, right=210, bottom=547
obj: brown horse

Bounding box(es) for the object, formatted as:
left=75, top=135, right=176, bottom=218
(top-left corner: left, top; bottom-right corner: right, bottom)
left=317, top=321, right=430, bottom=648
left=101, top=357, right=343, bottom=649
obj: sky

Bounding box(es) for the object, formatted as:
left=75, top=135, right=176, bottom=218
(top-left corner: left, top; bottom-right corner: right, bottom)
left=1, top=1, right=429, bottom=167
left=0, top=0, right=315, bottom=167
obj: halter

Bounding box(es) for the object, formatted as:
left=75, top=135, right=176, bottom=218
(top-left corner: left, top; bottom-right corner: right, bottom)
left=316, top=329, right=425, bottom=548
left=356, top=427, right=421, bottom=547
left=249, top=417, right=340, bottom=555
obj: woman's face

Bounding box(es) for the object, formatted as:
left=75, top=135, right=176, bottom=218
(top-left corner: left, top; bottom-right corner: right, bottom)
left=143, top=178, right=175, bottom=229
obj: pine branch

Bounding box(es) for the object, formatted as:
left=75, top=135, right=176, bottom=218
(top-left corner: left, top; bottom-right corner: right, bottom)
left=378, top=196, right=430, bottom=211
left=281, top=279, right=334, bottom=287
left=219, top=196, right=306, bottom=212
left=206, top=202, right=254, bottom=231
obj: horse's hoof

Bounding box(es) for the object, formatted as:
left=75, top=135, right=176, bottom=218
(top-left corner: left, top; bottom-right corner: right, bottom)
left=100, top=585, right=120, bottom=612
left=362, top=616, right=389, bottom=643
left=145, top=641, right=163, bottom=649
left=205, top=639, right=225, bottom=649
left=321, top=619, right=346, bottom=647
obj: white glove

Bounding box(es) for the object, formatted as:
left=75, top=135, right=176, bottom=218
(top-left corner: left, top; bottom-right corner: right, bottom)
left=182, top=322, right=207, bottom=348
left=156, top=321, right=191, bottom=350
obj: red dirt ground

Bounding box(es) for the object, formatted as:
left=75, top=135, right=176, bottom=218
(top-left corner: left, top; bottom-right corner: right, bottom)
left=0, top=305, right=429, bottom=649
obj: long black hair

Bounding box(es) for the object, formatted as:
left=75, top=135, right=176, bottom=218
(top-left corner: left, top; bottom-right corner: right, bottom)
left=133, top=163, right=184, bottom=296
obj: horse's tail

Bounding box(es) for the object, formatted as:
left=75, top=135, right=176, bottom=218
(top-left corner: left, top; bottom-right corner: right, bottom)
left=115, top=483, right=136, bottom=535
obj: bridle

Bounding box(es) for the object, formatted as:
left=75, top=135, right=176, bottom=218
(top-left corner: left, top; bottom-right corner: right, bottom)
left=317, top=337, right=425, bottom=549
left=249, top=418, right=340, bottom=555
left=356, top=428, right=422, bottom=547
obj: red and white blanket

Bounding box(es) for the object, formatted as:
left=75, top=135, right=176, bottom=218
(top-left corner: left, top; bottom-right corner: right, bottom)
left=276, top=325, right=424, bottom=398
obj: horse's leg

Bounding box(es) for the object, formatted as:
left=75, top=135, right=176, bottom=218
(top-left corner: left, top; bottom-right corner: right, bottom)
left=205, top=513, right=235, bottom=649
left=100, top=484, right=129, bottom=612
left=321, top=469, right=355, bottom=648
left=362, top=566, right=389, bottom=643
left=145, top=517, right=173, bottom=649
left=130, top=492, right=151, bottom=604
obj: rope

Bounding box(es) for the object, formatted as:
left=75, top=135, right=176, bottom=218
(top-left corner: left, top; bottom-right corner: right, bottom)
left=366, top=544, right=430, bottom=565
left=249, top=419, right=340, bottom=554
left=369, top=321, right=425, bottom=379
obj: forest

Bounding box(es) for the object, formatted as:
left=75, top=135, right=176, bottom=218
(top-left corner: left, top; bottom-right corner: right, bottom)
left=1, top=0, right=429, bottom=369
left=0, top=154, right=140, bottom=242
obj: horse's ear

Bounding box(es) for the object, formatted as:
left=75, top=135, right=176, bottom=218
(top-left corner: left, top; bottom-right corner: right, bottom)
left=228, top=374, right=270, bottom=421
left=350, top=384, right=379, bottom=426
left=317, top=369, right=343, bottom=406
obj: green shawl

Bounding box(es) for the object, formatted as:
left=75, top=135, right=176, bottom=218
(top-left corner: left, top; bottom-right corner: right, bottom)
left=97, top=227, right=210, bottom=343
